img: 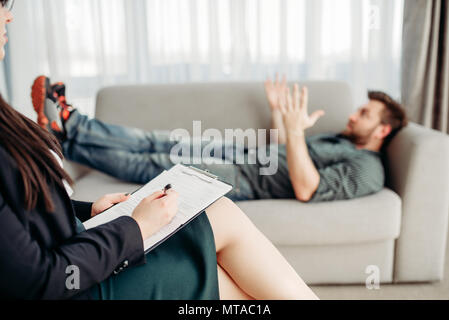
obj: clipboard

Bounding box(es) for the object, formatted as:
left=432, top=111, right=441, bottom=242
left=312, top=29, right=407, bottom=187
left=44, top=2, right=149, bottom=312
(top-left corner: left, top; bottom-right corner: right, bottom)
left=127, top=166, right=226, bottom=194
left=143, top=166, right=233, bottom=253
left=83, top=164, right=234, bottom=254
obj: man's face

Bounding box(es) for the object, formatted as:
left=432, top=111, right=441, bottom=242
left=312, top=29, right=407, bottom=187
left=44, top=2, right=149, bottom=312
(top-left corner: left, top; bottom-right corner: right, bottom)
left=342, top=100, right=387, bottom=146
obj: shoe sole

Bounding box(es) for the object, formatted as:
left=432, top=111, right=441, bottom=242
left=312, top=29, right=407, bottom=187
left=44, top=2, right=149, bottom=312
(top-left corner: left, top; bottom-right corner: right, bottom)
left=31, top=76, right=50, bottom=129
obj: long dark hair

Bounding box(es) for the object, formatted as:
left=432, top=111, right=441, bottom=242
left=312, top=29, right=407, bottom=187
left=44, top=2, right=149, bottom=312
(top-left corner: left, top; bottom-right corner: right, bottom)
left=0, top=94, right=73, bottom=212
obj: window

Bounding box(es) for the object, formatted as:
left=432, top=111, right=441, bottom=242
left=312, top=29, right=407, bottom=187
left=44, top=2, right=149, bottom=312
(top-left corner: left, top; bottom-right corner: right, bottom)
left=12, top=0, right=404, bottom=116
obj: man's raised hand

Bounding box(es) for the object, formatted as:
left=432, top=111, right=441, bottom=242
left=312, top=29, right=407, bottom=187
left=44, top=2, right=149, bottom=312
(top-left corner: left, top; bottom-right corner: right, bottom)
left=265, top=73, right=287, bottom=112
left=279, top=84, right=326, bottom=135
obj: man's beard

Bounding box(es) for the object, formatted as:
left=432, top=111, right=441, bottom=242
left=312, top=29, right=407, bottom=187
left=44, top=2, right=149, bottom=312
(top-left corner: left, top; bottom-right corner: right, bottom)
left=341, top=128, right=376, bottom=146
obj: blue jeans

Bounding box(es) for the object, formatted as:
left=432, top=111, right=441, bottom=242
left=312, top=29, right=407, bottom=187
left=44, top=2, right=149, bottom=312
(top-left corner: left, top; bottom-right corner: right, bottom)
left=62, top=111, right=256, bottom=201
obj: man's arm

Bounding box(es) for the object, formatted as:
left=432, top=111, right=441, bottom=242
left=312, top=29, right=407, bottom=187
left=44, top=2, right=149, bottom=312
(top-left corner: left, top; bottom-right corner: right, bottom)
left=265, top=75, right=287, bottom=144
left=285, top=130, right=321, bottom=201
left=279, top=84, right=326, bottom=202
left=271, top=111, right=287, bottom=144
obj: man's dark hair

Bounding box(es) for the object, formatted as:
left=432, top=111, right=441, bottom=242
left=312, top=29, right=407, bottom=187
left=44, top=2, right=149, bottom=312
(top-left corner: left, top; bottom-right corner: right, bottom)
left=368, top=91, right=408, bottom=147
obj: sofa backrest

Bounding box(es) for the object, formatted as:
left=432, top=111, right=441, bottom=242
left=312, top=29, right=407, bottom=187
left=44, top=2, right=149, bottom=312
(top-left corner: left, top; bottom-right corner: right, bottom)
left=95, top=81, right=355, bottom=137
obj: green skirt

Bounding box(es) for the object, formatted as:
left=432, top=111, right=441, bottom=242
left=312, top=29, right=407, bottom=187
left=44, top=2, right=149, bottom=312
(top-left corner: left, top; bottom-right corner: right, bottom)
left=79, top=212, right=219, bottom=300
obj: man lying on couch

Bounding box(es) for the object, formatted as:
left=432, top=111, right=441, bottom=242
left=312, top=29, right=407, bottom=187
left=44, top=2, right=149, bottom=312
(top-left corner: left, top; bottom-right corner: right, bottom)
left=31, top=75, right=408, bottom=203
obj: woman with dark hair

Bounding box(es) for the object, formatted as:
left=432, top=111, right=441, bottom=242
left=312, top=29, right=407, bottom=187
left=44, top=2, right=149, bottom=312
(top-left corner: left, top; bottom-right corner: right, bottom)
left=0, top=1, right=317, bottom=300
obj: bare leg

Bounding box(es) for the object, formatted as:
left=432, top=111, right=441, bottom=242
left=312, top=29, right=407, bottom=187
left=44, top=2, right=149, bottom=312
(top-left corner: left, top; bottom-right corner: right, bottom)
left=217, top=265, right=254, bottom=300
left=207, top=197, right=319, bottom=300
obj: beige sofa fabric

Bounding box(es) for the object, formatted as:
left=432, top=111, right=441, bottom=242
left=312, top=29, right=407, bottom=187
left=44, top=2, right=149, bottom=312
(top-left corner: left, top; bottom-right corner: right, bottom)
left=279, top=240, right=396, bottom=284
left=94, top=81, right=354, bottom=137
left=237, top=189, right=401, bottom=246
left=386, top=123, right=449, bottom=282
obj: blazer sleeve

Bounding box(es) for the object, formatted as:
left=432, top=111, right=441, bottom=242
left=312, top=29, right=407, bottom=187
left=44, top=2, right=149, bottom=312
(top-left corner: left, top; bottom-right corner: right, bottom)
left=71, top=200, right=93, bottom=223
left=0, top=193, right=146, bottom=300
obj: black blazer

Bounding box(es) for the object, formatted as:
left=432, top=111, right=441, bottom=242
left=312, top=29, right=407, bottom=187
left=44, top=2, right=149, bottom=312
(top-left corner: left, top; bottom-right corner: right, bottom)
left=0, top=145, right=146, bottom=300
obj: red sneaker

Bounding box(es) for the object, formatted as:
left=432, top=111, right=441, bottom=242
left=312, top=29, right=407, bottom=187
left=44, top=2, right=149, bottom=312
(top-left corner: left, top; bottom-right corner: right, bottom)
left=31, top=76, right=55, bottom=130
left=31, top=76, right=64, bottom=133
left=51, top=81, right=74, bottom=121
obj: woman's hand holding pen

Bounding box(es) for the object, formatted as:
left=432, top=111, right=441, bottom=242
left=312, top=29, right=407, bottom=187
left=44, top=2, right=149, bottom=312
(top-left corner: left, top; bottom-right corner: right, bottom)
left=131, top=187, right=179, bottom=241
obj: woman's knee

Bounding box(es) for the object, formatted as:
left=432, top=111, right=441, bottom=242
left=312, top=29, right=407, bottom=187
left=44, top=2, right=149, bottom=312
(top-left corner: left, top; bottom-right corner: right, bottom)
left=206, top=197, right=246, bottom=225
left=206, top=197, right=248, bottom=250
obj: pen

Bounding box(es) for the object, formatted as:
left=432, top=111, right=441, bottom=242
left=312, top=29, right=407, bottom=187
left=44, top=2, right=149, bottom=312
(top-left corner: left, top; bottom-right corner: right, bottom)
left=163, top=184, right=172, bottom=195
left=155, top=184, right=173, bottom=200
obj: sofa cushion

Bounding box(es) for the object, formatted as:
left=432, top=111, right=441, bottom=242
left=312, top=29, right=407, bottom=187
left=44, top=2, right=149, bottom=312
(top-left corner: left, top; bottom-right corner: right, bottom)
left=63, top=160, right=92, bottom=181
left=72, top=169, right=401, bottom=247
left=95, top=81, right=354, bottom=138
left=237, top=188, right=402, bottom=246
left=71, top=170, right=144, bottom=203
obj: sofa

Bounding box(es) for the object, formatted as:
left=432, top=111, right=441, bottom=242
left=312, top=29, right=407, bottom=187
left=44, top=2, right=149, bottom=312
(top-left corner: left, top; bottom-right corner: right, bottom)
left=65, top=81, right=449, bottom=285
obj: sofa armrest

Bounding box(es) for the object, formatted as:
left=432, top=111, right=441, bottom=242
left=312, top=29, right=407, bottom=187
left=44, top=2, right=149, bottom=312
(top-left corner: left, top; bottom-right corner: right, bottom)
left=62, top=159, right=92, bottom=183
left=386, top=123, right=449, bottom=282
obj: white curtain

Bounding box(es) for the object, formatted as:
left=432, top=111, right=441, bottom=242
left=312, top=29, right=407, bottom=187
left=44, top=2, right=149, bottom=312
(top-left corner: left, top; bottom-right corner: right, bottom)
left=7, top=0, right=404, bottom=119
